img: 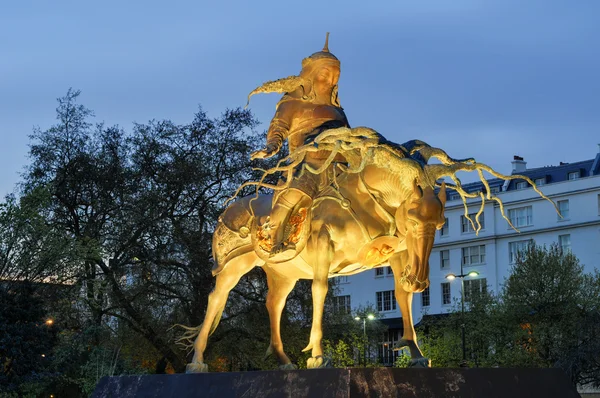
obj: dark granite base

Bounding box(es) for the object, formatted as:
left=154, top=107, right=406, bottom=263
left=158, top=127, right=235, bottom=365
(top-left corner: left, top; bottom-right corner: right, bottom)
left=92, top=367, right=580, bottom=398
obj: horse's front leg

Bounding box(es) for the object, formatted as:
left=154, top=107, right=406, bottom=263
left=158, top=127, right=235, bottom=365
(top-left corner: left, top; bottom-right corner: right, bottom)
left=303, top=226, right=333, bottom=369
left=265, top=267, right=298, bottom=369
left=389, top=252, right=431, bottom=368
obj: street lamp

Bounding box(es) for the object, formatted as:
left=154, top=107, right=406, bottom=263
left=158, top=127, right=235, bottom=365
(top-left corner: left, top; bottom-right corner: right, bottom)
left=355, top=314, right=375, bottom=366
left=445, top=266, right=479, bottom=366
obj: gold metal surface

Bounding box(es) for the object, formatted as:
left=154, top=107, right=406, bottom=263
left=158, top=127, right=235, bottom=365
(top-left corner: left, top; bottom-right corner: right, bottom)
left=183, top=35, right=559, bottom=372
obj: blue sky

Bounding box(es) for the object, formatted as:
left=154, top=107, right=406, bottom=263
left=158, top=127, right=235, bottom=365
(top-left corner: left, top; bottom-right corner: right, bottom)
left=1, top=0, right=599, bottom=196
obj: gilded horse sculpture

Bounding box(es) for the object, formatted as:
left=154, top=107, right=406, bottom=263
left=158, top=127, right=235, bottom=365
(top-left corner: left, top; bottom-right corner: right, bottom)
left=180, top=36, right=559, bottom=372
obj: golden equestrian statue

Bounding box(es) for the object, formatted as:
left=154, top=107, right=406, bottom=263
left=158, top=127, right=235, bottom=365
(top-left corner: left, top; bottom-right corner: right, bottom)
left=180, top=35, right=559, bottom=372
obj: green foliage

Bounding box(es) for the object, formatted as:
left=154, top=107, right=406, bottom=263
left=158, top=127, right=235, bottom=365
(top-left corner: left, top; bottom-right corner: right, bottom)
left=417, top=243, right=600, bottom=388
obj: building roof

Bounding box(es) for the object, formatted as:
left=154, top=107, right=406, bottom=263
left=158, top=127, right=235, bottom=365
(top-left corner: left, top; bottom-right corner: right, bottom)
left=445, top=151, right=600, bottom=197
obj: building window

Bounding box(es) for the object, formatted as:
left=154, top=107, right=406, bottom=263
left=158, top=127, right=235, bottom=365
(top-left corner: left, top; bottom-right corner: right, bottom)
left=440, top=250, right=450, bottom=270
left=462, top=245, right=486, bottom=266
left=449, top=193, right=460, bottom=201
left=333, top=295, right=351, bottom=314
left=440, top=218, right=449, bottom=237
left=508, top=206, right=533, bottom=228
left=375, top=268, right=384, bottom=277
left=337, top=276, right=349, bottom=284
left=376, top=290, right=397, bottom=312
left=421, top=286, right=430, bottom=307
left=559, top=234, right=571, bottom=254
left=516, top=181, right=528, bottom=190
left=558, top=200, right=570, bottom=219
left=461, top=212, right=485, bottom=233
left=441, top=283, right=451, bottom=305
left=534, top=177, right=546, bottom=186
left=464, top=278, right=487, bottom=302
left=386, top=266, right=393, bottom=276
left=597, top=194, right=600, bottom=215
left=568, top=171, right=580, bottom=180
left=509, top=240, right=532, bottom=264
left=490, top=186, right=501, bottom=194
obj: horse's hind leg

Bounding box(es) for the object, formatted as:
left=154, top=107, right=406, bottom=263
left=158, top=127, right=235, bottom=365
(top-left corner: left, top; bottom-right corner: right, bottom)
left=264, top=267, right=297, bottom=369
left=186, top=252, right=259, bottom=373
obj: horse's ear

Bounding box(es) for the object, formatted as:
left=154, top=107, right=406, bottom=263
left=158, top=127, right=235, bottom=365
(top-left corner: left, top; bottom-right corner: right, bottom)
left=412, top=179, right=422, bottom=199
left=438, top=181, right=447, bottom=206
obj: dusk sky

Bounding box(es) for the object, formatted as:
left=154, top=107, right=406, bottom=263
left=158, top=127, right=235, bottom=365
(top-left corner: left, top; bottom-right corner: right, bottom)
left=1, top=0, right=599, bottom=197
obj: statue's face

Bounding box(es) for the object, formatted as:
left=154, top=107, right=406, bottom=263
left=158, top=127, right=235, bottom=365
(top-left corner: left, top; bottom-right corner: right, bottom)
left=302, top=61, right=340, bottom=101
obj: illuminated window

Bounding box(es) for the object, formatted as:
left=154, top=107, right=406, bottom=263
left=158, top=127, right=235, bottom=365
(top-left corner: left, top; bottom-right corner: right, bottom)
left=508, top=206, right=533, bottom=227
left=558, top=200, right=570, bottom=219
left=461, top=212, right=485, bottom=233
left=376, top=290, right=396, bottom=312
left=462, top=245, right=486, bottom=265
left=421, top=287, right=430, bottom=307
left=441, top=283, right=451, bottom=305
left=440, top=250, right=450, bottom=270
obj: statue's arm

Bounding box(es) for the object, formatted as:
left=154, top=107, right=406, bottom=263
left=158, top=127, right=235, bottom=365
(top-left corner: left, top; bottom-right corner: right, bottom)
left=251, top=104, right=292, bottom=160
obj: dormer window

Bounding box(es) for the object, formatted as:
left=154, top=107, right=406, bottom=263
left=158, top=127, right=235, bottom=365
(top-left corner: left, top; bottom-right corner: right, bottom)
left=515, top=181, right=528, bottom=190
left=534, top=177, right=545, bottom=186
left=568, top=171, right=580, bottom=180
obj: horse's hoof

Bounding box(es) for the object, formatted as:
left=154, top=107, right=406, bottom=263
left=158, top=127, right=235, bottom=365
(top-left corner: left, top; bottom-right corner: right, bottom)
left=186, top=362, right=209, bottom=373
left=306, top=355, right=331, bottom=369
left=279, top=363, right=297, bottom=370
left=408, top=357, right=431, bottom=368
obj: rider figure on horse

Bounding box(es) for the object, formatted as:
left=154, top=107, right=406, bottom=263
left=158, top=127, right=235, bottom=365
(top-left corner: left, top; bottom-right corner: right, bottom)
left=246, top=33, right=350, bottom=258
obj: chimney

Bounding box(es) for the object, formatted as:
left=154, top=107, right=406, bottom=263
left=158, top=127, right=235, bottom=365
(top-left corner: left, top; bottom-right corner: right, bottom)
left=511, top=155, right=527, bottom=173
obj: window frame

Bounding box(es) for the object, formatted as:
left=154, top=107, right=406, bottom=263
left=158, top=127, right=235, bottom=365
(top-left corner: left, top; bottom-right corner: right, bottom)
left=464, top=278, right=487, bottom=302
left=441, top=282, right=451, bottom=305
left=440, top=249, right=450, bottom=270
left=558, top=234, right=571, bottom=254
left=557, top=199, right=570, bottom=220
left=376, top=290, right=397, bottom=312
left=461, top=212, right=485, bottom=233
left=515, top=181, right=528, bottom=190
left=421, top=286, right=430, bottom=307
left=461, top=245, right=486, bottom=266
left=508, top=206, right=533, bottom=228
left=509, top=240, right=532, bottom=264
left=440, top=217, right=449, bottom=237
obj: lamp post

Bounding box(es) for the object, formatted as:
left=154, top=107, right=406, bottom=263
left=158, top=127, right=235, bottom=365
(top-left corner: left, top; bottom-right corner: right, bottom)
left=445, top=265, right=479, bottom=367
left=355, top=314, right=375, bottom=366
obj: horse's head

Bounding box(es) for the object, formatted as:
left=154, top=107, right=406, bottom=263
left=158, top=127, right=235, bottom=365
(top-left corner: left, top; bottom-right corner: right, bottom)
left=396, top=180, right=447, bottom=293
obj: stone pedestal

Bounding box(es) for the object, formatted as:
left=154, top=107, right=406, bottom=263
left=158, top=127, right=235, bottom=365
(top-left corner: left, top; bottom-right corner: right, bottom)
left=92, top=367, right=580, bottom=398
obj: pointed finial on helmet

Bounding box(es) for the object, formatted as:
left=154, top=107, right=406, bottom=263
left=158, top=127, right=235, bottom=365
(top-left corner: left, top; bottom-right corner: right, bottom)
left=323, top=32, right=330, bottom=52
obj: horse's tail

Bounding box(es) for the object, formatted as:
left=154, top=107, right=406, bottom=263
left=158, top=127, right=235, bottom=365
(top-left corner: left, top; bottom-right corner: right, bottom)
left=173, top=304, right=225, bottom=351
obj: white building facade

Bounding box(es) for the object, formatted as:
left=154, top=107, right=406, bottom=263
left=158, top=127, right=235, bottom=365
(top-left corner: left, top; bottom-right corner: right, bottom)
left=334, top=148, right=600, bottom=365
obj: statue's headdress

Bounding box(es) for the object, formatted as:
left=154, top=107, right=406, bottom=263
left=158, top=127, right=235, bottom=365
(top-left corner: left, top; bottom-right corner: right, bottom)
left=245, top=33, right=340, bottom=108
